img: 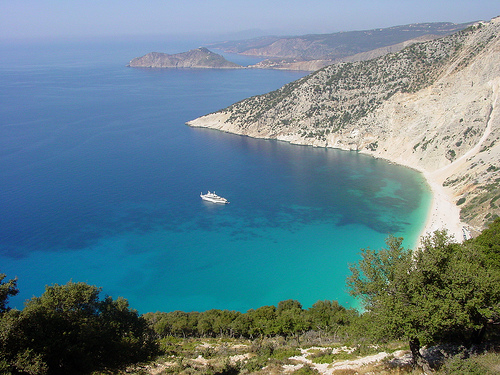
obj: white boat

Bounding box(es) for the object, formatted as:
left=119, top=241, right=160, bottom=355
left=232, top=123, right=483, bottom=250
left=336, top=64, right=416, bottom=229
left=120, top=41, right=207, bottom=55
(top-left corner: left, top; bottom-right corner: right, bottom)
left=200, top=191, right=229, bottom=204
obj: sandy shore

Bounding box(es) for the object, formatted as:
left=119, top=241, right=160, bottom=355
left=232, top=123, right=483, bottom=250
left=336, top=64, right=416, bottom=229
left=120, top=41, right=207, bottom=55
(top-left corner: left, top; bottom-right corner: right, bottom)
left=366, top=152, right=467, bottom=246
left=420, top=170, right=464, bottom=243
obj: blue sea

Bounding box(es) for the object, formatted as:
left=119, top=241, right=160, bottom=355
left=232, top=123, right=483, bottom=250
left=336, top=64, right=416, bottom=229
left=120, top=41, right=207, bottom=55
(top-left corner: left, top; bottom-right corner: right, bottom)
left=0, top=36, right=431, bottom=313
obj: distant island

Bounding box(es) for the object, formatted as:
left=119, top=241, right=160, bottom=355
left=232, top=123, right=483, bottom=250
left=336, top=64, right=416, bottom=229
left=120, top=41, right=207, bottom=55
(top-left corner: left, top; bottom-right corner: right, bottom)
left=127, top=47, right=243, bottom=69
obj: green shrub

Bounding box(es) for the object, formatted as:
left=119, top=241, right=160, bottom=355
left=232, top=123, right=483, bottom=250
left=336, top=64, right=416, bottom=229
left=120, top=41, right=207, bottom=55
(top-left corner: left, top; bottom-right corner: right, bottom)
left=311, top=353, right=336, bottom=364
left=438, top=353, right=497, bottom=375
left=243, top=355, right=269, bottom=372
left=271, top=348, right=301, bottom=360
left=292, top=364, right=321, bottom=374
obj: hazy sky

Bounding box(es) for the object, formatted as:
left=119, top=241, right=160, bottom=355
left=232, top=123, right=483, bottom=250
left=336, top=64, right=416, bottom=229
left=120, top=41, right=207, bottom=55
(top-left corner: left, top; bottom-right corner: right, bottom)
left=1, top=0, right=499, bottom=41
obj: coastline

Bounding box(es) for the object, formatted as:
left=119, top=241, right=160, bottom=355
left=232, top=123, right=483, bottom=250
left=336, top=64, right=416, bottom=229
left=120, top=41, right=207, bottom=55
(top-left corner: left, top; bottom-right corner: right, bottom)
left=187, top=22, right=500, bottom=248
left=355, top=151, right=465, bottom=246
left=189, top=117, right=467, bottom=246
left=420, top=170, right=464, bottom=243
left=365, top=152, right=466, bottom=245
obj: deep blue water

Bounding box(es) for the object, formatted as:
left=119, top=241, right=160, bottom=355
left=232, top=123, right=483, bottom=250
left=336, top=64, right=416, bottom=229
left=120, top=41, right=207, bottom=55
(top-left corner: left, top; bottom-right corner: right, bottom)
left=0, top=37, right=431, bottom=313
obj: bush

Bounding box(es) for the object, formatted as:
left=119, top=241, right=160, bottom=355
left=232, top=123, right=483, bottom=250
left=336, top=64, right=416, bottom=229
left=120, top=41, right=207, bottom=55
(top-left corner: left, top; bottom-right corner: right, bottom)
left=243, top=355, right=269, bottom=372
left=271, top=348, right=301, bottom=360
left=438, top=353, right=497, bottom=375
left=0, top=281, right=157, bottom=375
left=292, top=364, right=321, bottom=374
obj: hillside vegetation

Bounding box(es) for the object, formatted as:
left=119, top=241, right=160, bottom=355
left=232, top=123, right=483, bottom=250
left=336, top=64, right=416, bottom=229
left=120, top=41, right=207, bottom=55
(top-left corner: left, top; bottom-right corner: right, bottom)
left=188, top=18, right=500, bottom=231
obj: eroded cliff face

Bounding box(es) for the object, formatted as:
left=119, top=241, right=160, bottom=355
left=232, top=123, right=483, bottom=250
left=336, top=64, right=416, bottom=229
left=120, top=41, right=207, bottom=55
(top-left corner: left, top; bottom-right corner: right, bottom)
left=188, top=18, right=500, bottom=230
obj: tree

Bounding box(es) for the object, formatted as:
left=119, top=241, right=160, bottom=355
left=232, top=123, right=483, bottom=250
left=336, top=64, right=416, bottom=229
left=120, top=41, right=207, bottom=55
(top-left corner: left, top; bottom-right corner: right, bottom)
left=154, top=311, right=192, bottom=338
left=0, top=281, right=157, bottom=374
left=347, top=231, right=500, bottom=368
left=0, top=274, right=18, bottom=313
left=276, top=300, right=309, bottom=342
left=214, top=310, right=240, bottom=337
left=346, top=236, right=423, bottom=362
left=197, top=309, right=220, bottom=337
left=230, top=311, right=253, bottom=338
left=469, top=217, right=500, bottom=269
left=414, top=231, right=500, bottom=346
left=246, top=305, right=277, bottom=338
left=307, top=300, right=354, bottom=341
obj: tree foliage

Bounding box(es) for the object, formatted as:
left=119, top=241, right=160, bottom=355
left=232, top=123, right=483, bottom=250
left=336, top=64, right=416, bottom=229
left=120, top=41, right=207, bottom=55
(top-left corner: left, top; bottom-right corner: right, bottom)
left=469, top=217, right=500, bottom=269
left=347, top=229, right=500, bottom=366
left=144, top=299, right=356, bottom=342
left=0, top=281, right=157, bottom=375
left=0, top=274, right=19, bottom=314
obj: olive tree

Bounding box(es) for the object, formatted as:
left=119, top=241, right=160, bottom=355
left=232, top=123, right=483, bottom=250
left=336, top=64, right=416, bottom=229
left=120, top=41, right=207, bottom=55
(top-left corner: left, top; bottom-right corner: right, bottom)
left=347, top=231, right=500, bottom=368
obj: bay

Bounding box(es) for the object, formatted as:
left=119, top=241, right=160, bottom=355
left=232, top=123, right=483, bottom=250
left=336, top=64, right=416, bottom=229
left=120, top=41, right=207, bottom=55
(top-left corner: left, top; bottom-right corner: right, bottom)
left=0, top=37, right=431, bottom=313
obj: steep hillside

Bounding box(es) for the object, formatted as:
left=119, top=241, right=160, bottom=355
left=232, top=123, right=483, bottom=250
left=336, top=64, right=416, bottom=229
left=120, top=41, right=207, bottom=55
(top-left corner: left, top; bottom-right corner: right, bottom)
left=211, top=23, right=470, bottom=59
left=188, top=18, right=500, bottom=233
left=211, top=23, right=471, bottom=71
left=127, top=48, right=243, bottom=69
left=247, top=35, right=441, bottom=71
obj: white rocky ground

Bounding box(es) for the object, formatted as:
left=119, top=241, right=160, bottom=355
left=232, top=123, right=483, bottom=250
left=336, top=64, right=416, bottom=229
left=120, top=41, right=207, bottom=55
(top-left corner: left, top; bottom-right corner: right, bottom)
left=281, top=346, right=411, bottom=374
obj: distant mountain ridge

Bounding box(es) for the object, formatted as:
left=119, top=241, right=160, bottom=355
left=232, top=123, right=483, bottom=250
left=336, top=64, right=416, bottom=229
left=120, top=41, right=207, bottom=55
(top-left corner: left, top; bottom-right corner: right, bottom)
left=127, top=47, right=243, bottom=69
left=188, top=18, right=500, bottom=232
left=128, top=23, right=473, bottom=72
left=211, top=22, right=473, bottom=70
left=211, top=22, right=472, bottom=58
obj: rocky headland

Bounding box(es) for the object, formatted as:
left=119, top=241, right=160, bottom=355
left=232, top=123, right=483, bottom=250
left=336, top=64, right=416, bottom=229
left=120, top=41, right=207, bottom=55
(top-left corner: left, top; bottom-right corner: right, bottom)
left=188, top=17, right=500, bottom=238
left=127, top=47, right=243, bottom=69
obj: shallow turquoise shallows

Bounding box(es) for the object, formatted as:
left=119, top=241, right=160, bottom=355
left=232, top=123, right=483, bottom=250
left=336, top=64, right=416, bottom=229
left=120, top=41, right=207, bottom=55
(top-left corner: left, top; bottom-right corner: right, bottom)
left=0, top=37, right=431, bottom=313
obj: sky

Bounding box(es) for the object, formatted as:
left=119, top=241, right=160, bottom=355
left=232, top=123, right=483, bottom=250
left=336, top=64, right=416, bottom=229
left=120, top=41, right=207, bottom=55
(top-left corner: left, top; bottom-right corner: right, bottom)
left=1, top=0, right=499, bottom=41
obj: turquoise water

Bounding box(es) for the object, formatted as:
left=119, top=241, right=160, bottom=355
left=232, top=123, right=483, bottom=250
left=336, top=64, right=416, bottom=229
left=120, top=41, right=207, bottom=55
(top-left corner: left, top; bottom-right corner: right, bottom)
left=0, top=37, right=431, bottom=313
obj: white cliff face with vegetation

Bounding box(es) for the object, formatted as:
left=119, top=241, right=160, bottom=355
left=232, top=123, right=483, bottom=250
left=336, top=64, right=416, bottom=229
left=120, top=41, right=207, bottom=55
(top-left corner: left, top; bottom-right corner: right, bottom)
left=188, top=18, right=500, bottom=235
